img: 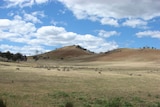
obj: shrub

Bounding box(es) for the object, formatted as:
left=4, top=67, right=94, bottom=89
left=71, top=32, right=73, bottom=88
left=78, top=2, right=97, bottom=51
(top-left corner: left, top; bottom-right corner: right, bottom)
left=65, top=102, right=73, bottom=107
left=0, top=99, right=6, bottom=107
left=157, top=102, right=160, bottom=107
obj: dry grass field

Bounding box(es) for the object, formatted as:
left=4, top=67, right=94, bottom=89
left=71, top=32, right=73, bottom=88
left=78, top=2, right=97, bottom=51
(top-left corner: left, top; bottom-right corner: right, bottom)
left=1, top=46, right=160, bottom=107
left=1, top=58, right=160, bottom=107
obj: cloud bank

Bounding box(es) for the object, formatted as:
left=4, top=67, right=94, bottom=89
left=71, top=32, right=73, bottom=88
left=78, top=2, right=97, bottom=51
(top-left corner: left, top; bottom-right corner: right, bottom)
left=4, top=0, right=49, bottom=8
left=0, top=12, right=118, bottom=55
left=136, top=31, right=160, bottom=39
left=58, top=0, right=160, bottom=26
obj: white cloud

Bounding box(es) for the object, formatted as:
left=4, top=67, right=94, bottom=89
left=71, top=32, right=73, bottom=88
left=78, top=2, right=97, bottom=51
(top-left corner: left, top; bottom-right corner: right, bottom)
left=9, top=16, right=36, bottom=36
left=23, top=11, right=45, bottom=23
left=24, top=13, right=41, bottom=23
left=51, top=19, right=67, bottom=26
left=122, top=19, right=147, bottom=28
left=0, top=44, right=47, bottom=55
left=4, top=0, right=49, bottom=8
left=100, top=18, right=119, bottom=27
left=74, top=34, right=118, bottom=52
left=98, top=30, right=120, bottom=38
left=136, top=30, right=160, bottom=39
left=4, top=0, right=34, bottom=8
left=35, top=0, right=48, bottom=4
left=0, top=15, right=36, bottom=43
left=0, top=44, right=19, bottom=53
left=58, top=0, right=160, bottom=26
left=32, top=11, right=45, bottom=18
left=0, top=16, right=118, bottom=54
left=0, top=11, right=45, bottom=37
left=0, top=19, right=11, bottom=28
left=31, top=26, right=118, bottom=53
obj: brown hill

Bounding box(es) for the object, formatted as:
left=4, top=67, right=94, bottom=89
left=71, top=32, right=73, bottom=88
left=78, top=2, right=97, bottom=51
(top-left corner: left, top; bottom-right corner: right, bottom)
left=34, top=45, right=160, bottom=62
left=88, top=48, right=160, bottom=62
left=38, top=45, right=95, bottom=60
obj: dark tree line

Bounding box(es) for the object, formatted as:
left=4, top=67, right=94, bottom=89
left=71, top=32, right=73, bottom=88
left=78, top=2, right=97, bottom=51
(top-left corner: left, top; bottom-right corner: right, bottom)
left=0, top=51, right=27, bottom=62
left=140, top=46, right=157, bottom=50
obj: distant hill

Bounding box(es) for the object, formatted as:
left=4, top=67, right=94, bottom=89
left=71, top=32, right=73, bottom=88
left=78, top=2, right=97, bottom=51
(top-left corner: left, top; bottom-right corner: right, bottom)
left=36, top=45, right=95, bottom=60
left=32, top=45, right=160, bottom=62
left=88, top=48, right=160, bottom=62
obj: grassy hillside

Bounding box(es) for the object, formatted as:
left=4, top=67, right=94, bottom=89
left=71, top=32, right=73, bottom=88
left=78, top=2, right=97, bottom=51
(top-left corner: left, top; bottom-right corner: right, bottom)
left=30, top=46, right=160, bottom=62
left=86, top=48, right=160, bottom=62
left=35, top=45, right=94, bottom=60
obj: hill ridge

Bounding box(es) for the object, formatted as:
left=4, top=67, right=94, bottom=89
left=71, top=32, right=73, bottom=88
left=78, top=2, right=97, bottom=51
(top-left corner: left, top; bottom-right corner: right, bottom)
left=37, top=45, right=95, bottom=60
left=33, top=45, right=160, bottom=62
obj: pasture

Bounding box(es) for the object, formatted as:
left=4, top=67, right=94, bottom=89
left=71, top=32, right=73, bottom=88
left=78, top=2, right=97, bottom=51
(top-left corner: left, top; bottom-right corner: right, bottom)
left=0, top=60, right=160, bottom=107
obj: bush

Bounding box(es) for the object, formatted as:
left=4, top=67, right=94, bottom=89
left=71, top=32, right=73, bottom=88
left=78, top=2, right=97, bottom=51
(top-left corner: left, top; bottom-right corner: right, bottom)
left=157, top=102, right=160, bottom=107
left=65, top=102, right=73, bottom=107
left=0, top=99, right=6, bottom=107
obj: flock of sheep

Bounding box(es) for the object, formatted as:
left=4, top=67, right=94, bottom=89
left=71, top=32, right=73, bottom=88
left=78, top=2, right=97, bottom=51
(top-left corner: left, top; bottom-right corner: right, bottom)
left=34, top=65, right=103, bottom=74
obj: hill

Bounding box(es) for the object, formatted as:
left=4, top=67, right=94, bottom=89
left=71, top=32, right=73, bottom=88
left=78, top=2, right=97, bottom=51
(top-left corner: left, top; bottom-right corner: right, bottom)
left=37, top=45, right=95, bottom=60
left=32, top=45, right=160, bottom=62
left=88, top=48, right=160, bottom=62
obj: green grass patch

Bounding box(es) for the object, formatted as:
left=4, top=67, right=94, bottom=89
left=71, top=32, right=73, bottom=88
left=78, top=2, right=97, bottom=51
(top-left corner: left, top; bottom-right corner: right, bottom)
left=49, top=91, right=70, bottom=98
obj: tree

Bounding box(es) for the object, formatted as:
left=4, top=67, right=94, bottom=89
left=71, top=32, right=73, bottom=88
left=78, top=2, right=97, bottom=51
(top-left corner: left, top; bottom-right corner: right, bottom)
left=12, top=53, right=23, bottom=61
left=5, top=51, right=13, bottom=60
left=0, top=51, right=27, bottom=62
left=23, top=55, right=27, bottom=61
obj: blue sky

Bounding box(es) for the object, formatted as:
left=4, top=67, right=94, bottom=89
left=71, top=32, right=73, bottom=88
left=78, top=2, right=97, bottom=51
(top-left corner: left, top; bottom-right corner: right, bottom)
left=0, top=0, right=160, bottom=55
